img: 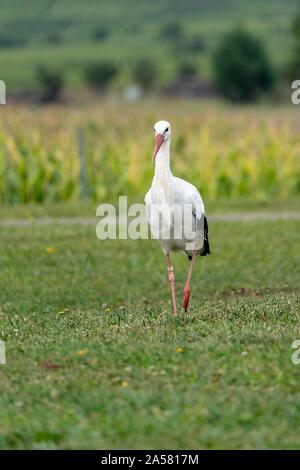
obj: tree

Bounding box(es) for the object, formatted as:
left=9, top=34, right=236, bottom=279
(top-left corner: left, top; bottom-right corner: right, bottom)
left=160, top=21, right=186, bottom=54
left=37, top=66, right=64, bottom=102
left=45, top=33, right=63, bottom=45
left=177, top=61, right=198, bottom=78
left=132, top=59, right=157, bottom=91
left=213, top=29, right=274, bottom=102
left=160, top=22, right=183, bottom=43
left=187, top=35, right=206, bottom=54
left=93, top=27, right=109, bottom=42
left=85, top=61, right=118, bottom=91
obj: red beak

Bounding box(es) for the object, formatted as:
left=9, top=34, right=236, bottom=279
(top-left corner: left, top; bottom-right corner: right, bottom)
left=152, top=134, right=164, bottom=163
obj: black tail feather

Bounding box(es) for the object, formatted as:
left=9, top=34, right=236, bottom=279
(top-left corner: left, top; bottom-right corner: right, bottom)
left=187, top=215, right=211, bottom=260
left=201, top=215, right=210, bottom=256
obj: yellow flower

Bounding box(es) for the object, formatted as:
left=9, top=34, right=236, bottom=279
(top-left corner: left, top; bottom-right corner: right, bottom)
left=58, top=308, right=70, bottom=314
left=176, top=347, right=184, bottom=353
left=46, top=247, right=56, bottom=254
left=77, top=349, right=88, bottom=356
left=121, top=380, right=128, bottom=388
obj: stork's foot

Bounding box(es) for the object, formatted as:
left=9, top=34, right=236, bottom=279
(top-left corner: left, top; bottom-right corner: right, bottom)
left=182, top=288, right=190, bottom=312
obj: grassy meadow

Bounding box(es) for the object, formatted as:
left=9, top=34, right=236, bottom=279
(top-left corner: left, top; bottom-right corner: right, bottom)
left=0, top=216, right=300, bottom=449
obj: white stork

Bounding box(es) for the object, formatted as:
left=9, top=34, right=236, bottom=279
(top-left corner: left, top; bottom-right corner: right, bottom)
left=145, top=120, right=210, bottom=315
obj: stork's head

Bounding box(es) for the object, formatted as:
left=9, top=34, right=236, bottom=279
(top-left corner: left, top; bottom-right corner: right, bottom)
left=152, top=120, right=171, bottom=163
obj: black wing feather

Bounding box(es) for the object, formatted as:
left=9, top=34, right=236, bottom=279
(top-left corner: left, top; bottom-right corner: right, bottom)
left=201, top=215, right=210, bottom=256
left=187, top=214, right=211, bottom=260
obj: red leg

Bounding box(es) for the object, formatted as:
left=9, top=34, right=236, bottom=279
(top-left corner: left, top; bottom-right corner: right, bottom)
left=182, top=251, right=197, bottom=312
left=165, top=254, right=177, bottom=316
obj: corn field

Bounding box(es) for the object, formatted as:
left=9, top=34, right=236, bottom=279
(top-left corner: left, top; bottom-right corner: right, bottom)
left=0, top=100, right=299, bottom=204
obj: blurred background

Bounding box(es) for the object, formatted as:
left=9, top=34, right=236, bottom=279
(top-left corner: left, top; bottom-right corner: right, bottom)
left=0, top=0, right=300, bottom=208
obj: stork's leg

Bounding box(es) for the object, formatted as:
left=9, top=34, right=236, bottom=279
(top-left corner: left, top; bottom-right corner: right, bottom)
left=182, top=251, right=197, bottom=312
left=165, top=253, right=177, bottom=316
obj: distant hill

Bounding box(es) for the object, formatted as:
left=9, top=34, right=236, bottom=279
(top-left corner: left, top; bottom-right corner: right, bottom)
left=0, top=0, right=298, bottom=91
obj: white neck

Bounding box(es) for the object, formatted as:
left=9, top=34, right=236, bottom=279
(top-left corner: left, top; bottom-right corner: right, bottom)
left=153, top=139, right=172, bottom=183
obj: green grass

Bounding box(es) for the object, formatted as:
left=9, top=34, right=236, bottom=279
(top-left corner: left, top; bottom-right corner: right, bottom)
left=0, top=211, right=300, bottom=449
left=0, top=197, right=300, bottom=219
left=0, top=0, right=298, bottom=90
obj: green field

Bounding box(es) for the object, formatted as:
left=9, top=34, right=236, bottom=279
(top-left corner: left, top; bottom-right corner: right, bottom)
left=1, top=100, right=300, bottom=204
left=0, top=0, right=298, bottom=90
left=0, top=207, right=299, bottom=449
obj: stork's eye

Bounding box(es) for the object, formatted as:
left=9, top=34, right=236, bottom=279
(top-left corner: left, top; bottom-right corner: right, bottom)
left=165, top=127, right=169, bottom=133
